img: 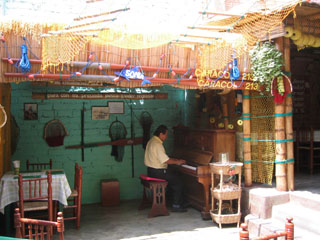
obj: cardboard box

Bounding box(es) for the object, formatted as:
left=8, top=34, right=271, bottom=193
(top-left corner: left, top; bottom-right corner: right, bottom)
left=101, top=179, right=120, bottom=206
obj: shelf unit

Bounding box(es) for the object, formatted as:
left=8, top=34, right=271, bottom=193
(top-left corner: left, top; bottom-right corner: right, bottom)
left=209, top=162, right=243, bottom=228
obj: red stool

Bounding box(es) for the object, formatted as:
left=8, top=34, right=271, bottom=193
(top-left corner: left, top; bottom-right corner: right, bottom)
left=139, top=174, right=169, bottom=218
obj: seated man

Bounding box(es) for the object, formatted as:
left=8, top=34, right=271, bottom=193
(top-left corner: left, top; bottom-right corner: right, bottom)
left=144, top=124, right=187, bottom=212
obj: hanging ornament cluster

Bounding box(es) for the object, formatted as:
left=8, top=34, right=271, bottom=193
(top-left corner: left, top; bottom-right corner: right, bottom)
left=284, top=26, right=320, bottom=49
left=2, top=35, right=196, bottom=86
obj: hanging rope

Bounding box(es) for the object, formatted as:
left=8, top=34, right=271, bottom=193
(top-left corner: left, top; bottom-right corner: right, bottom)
left=0, top=104, right=8, bottom=128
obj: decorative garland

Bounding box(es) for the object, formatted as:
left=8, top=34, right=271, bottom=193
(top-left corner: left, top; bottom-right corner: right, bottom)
left=1, top=35, right=196, bottom=86
left=3, top=35, right=250, bottom=89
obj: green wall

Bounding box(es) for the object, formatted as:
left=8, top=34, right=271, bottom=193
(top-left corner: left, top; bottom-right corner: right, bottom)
left=10, top=82, right=196, bottom=204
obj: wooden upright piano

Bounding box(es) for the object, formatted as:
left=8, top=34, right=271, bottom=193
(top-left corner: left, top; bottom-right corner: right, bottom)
left=171, top=126, right=236, bottom=219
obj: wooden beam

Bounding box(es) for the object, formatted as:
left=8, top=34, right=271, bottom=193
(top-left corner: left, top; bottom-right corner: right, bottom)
left=32, top=92, right=168, bottom=100
left=199, top=11, right=241, bottom=17
left=179, top=34, right=221, bottom=40
left=65, top=18, right=116, bottom=30
left=187, top=26, right=231, bottom=31
left=66, top=137, right=143, bottom=149
left=1, top=58, right=193, bottom=74
left=73, top=8, right=130, bottom=21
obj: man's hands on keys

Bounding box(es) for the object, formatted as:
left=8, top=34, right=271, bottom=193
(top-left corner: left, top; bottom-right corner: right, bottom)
left=176, top=159, right=186, bottom=165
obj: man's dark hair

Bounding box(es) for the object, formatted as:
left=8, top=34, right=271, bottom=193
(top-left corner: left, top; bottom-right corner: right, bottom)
left=153, top=125, right=168, bottom=137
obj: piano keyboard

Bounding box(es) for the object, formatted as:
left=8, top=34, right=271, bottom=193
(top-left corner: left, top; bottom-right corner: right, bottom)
left=181, top=164, right=196, bottom=171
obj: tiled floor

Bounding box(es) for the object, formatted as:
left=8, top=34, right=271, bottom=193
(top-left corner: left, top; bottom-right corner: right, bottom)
left=64, top=201, right=240, bottom=240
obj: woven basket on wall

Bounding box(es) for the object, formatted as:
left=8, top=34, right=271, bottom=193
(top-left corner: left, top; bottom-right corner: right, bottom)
left=43, top=120, right=68, bottom=147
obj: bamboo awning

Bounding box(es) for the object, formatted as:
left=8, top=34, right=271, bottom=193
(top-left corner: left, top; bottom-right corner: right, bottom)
left=1, top=0, right=319, bottom=88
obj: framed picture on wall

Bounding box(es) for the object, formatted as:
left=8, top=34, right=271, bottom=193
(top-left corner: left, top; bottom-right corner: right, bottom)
left=108, top=101, right=124, bottom=114
left=92, top=106, right=110, bottom=120
left=24, top=103, right=38, bottom=120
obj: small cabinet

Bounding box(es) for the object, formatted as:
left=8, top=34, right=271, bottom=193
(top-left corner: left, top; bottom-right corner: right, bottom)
left=209, top=162, right=243, bottom=228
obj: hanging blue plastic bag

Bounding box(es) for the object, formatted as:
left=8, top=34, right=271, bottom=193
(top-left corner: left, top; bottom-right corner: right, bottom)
left=230, top=58, right=240, bottom=81
left=18, top=44, right=31, bottom=73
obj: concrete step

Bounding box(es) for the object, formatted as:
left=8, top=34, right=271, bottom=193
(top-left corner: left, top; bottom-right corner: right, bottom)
left=245, top=214, right=319, bottom=240
left=242, top=187, right=290, bottom=219
left=290, top=191, right=320, bottom=212
left=272, top=202, right=320, bottom=236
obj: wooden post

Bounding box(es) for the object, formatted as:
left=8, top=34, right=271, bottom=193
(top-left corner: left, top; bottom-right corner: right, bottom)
left=284, top=37, right=294, bottom=191
left=0, top=83, right=11, bottom=176
left=14, top=209, right=23, bottom=239
left=275, top=38, right=287, bottom=191
left=221, top=95, right=229, bottom=129
left=242, top=90, right=252, bottom=186
left=0, top=84, right=3, bottom=177
left=285, top=217, right=294, bottom=240
left=57, top=212, right=65, bottom=240
left=239, top=223, right=249, bottom=240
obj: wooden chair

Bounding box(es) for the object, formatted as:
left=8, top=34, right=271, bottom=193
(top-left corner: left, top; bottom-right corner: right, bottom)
left=26, top=159, right=53, bottom=171
left=239, top=217, right=294, bottom=240
left=18, top=172, right=53, bottom=234
left=63, top=163, right=83, bottom=229
left=14, top=208, right=64, bottom=240
left=296, top=127, right=320, bottom=174
left=138, top=174, right=169, bottom=218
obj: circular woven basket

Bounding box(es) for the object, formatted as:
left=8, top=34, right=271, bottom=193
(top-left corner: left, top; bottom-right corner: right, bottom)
left=44, top=120, right=68, bottom=147
left=212, top=189, right=242, bottom=200
left=210, top=210, right=241, bottom=224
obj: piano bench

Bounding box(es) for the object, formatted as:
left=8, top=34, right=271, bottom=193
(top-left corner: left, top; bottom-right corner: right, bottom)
left=138, top=174, right=169, bottom=218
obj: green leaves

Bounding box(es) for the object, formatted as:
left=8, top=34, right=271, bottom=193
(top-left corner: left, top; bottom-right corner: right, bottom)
left=249, top=42, right=283, bottom=92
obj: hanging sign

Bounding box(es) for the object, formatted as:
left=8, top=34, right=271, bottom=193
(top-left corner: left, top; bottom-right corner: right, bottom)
left=115, top=66, right=151, bottom=86
left=32, top=92, right=168, bottom=100
left=31, top=81, right=105, bottom=87
left=195, top=68, right=260, bottom=90
left=196, top=78, right=260, bottom=91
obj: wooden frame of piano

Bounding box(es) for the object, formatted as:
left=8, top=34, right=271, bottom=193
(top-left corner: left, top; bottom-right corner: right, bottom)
left=171, top=126, right=236, bottom=219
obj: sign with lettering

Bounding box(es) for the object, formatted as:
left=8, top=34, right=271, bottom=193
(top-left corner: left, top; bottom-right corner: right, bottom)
left=195, top=69, right=254, bottom=81
left=32, top=92, right=168, bottom=100
left=195, top=68, right=260, bottom=90
left=196, top=78, right=260, bottom=91
left=115, top=66, right=151, bottom=86
left=31, top=81, right=105, bottom=87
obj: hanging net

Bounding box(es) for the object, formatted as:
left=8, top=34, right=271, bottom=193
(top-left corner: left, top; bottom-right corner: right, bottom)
left=40, top=0, right=203, bottom=70
left=0, top=21, right=65, bottom=41
left=198, top=0, right=300, bottom=72
left=44, top=120, right=69, bottom=147
left=41, top=33, right=91, bottom=71
left=250, top=91, right=275, bottom=185
left=139, top=111, right=153, bottom=149
left=197, top=35, right=248, bottom=72
left=109, top=119, right=127, bottom=162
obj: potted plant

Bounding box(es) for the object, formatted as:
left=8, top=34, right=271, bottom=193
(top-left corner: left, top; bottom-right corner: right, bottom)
left=249, top=42, right=284, bottom=94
